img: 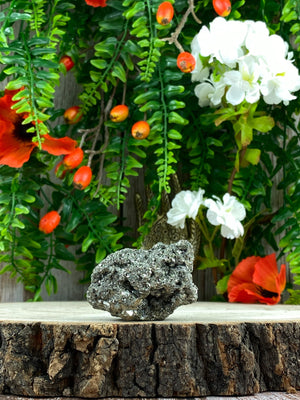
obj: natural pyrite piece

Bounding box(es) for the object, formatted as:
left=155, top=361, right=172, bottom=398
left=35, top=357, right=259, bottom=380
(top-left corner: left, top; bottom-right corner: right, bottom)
left=86, top=240, right=198, bottom=320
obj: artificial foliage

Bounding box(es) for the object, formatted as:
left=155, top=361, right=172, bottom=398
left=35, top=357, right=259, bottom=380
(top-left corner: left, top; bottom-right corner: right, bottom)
left=0, top=0, right=299, bottom=303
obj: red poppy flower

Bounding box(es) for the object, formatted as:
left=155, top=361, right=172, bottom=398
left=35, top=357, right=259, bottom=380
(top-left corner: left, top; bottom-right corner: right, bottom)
left=227, top=253, right=286, bottom=305
left=85, top=0, right=107, bottom=7
left=0, top=90, right=77, bottom=168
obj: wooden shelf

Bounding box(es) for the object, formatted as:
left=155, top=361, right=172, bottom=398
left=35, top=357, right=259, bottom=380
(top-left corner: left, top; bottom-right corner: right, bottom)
left=0, top=302, right=299, bottom=398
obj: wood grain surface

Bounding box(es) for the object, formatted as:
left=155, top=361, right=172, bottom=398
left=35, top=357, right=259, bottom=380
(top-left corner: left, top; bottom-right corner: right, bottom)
left=0, top=302, right=299, bottom=398
left=0, top=393, right=300, bottom=399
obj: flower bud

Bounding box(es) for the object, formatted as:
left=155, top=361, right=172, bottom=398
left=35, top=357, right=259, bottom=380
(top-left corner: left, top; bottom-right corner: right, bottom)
left=64, top=106, right=83, bottom=125
left=59, top=55, right=75, bottom=71
left=131, top=121, right=150, bottom=140
left=156, top=2, right=174, bottom=25
left=177, top=52, right=196, bottom=73
left=73, top=166, right=92, bottom=190
left=39, top=211, right=61, bottom=234
left=110, top=105, right=129, bottom=122
left=212, top=0, right=231, bottom=17
left=63, top=147, right=84, bottom=169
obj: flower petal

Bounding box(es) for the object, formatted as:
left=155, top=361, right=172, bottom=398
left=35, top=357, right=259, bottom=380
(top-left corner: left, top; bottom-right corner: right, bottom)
left=85, top=0, right=107, bottom=6
left=0, top=92, right=19, bottom=123
left=41, top=134, right=77, bottom=156
left=228, top=282, right=263, bottom=303
left=253, top=253, right=282, bottom=293
left=166, top=208, right=187, bottom=229
left=228, top=282, right=279, bottom=304
left=0, top=120, right=36, bottom=167
left=220, top=221, right=244, bottom=239
left=227, top=256, right=259, bottom=294
left=276, top=263, right=286, bottom=294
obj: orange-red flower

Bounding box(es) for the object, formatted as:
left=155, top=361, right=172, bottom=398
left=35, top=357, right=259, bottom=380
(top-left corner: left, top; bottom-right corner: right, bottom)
left=85, top=0, right=107, bottom=7
left=0, top=90, right=77, bottom=168
left=228, top=254, right=286, bottom=305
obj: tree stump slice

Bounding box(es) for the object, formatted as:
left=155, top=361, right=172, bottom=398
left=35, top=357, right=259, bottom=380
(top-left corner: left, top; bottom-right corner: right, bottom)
left=0, top=302, right=299, bottom=398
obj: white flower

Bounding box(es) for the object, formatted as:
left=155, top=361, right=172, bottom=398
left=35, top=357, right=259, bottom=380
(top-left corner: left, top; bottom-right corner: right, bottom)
left=195, top=17, right=247, bottom=68
left=223, top=56, right=261, bottom=105
left=260, top=59, right=300, bottom=105
left=167, top=189, right=205, bottom=229
left=191, top=17, right=300, bottom=108
left=194, top=75, right=226, bottom=107
left=204, top=193, right=246, bottom=239
left=244, top=20, right=271, bottom=58
left=190, top=35, right=210, bottom=82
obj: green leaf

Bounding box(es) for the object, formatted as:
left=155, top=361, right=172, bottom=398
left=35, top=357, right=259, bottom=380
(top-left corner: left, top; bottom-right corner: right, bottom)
left=55, top=243, right=75, bottom=261
left=244, top=148, right=261, bottom=165
left=21, top=194, right=36, bottom=203
left=90, top=59, right=108, bottom=69
left=82, top=231, right=96, bottom=252
left=216, top=275, right=230, bottom=295
left=134, top=90, right=159, bottom=104
left=0, top=193, right=11, bottom=205
left=35, top=80, right=55, bottom=93
left=95, top=247, right=107, bottom=263
left=164, top=85, right=185, bottom=97
left=168, top=100, right=185, bottom=111
left=11, top=218, right=25, bottom=229
left=168, top=111, right=188, bottom=125
left=168, top=129, right=182, bottom=140
left=123, top=1, right=145, bottom=19
left=9, top=12, right=31, bottom=22
left=111, top=61, right=127, bottom=82
left=249, top=115, right=275, bottom=133
left=66, top=209, right=82, bottom=233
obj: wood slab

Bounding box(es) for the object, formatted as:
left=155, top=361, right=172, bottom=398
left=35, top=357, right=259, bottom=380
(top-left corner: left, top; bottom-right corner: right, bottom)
left=0, top=394, right=300, bottom=400
left=0, top=302, right=299, bottom=398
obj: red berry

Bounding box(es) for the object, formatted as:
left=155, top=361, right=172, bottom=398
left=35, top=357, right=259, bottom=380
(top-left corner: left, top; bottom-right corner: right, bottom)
left=59, top=55, right=75, bottom=71
left=177, top=52, right=196, bottom=73
left=39, top=211, right=61, bottom=234
left=63, top=147, right=84, bottom=169
left=131, top=121, right=150, bottom=140
left=64, top=106, right=83, bottom=125
left=156, top=2, right=174, bottom=25
left=212, top=0, right=231, bottom=17
left=73, top=166, right=92, bottom=190
left=110, top=105, right=129, bottom=122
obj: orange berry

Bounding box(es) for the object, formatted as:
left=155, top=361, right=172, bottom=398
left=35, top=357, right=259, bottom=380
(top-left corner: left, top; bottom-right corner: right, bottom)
left=55, top=160, right=67, bottom=179
left=110, top=105, right=129, bottom=122
left=39, top=211, right=61, bottom=234
left=63, top=147, right=84, bottom=169
left=156, top=1, right=174, bottom=25
left=212, top=0, right=231, bottom=17
left=64, top=106, right=83, bottom=125
left=59, top=55, right=75, bottom=71
left=177, top=52, right=196, bottom=73
left=131, top=121, right=150, bottom=140
left=73, top=166, right=92, bottom=190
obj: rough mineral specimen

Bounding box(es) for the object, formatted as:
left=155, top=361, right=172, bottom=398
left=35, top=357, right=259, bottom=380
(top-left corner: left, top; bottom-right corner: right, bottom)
left=86, top=240, right=198, bottom=320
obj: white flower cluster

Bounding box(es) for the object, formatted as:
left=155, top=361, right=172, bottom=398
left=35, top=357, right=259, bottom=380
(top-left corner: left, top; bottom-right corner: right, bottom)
left=166, top=189, right=246, bottom=239
left=191, top=17, right=300, bottom=108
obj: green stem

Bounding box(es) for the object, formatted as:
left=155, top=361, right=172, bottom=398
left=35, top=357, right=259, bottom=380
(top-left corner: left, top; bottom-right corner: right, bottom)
left=196, top=209, right=210, bottom=241
left=144, top=0, right=156, bottom=81
left=116, top=133, right=128, bottom=210
left=228, top=144, right=247, bottom=195
left=31, top=0, right=40, bottom=37
left=22, top=32, right=43, bottom=149
left=158, top=62, right=169, bottom=192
